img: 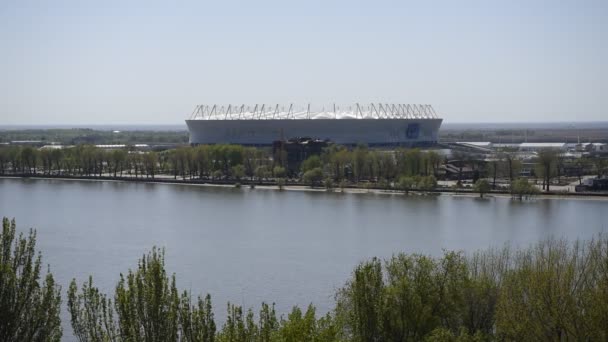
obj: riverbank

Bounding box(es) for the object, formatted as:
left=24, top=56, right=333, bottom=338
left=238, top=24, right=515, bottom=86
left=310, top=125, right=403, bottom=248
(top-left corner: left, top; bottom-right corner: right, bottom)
left=3, top=174, right=608, bottom=200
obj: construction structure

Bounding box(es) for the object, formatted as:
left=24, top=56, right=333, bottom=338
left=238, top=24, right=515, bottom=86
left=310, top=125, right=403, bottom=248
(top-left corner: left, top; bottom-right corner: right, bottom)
left=186, top=103, right=443, bottom=146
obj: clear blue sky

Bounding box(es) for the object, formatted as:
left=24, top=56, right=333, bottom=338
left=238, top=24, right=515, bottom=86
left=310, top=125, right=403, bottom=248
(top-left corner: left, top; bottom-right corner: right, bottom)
left=1, top=0, right=606, bottom=124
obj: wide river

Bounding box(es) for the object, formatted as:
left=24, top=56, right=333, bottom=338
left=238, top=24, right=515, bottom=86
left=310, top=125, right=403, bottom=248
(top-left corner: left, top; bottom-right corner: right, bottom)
left=1, top=178, right=607, bottom=337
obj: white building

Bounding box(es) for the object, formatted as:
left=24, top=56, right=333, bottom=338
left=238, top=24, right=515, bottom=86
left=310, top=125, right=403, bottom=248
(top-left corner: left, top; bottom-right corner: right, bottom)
left=518, top=142, right=567, bottom=152
left=186, top=103, right=443, bottom=146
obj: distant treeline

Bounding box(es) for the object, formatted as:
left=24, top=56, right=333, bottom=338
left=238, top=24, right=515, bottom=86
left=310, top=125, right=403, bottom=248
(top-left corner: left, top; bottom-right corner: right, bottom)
left=2, top=217, right=608, bottom=341
left=1, top=143, right=606, bottom=195
left=0, top=128, right=189, bottom=145
left=0, top=144, right=443, bottom=186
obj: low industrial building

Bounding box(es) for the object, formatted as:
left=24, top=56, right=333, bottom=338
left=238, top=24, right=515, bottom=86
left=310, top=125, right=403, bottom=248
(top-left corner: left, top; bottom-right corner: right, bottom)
left=518, top=142, right=567, bottom=152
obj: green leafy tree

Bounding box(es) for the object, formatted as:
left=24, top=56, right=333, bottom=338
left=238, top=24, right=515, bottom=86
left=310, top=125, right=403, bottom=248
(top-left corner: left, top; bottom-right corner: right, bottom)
left=258, top=302, right=278, bottom=342
left=194, top=145, right=212, bottom=179
left=335, top=257, right=384, bottom=342
left=143, top=152, right=159, bottom=179
left=231, top=164, right=245, bottom=181
left=68, top=276, right=117, bottom=341
left=398, top=176, right=415, bottom=194
left=111, top=149, right=128, bottom=177
left=495, top=238, right=608, bottom=340
left=419, top=175, right=438, bottom=191
left=0, top=217, right=62, bottom=341
left=278, top=305, right=318, bottom=342
left=179, top=294, right=216, bottom=342
left=68, top=247, right=216, bottom=342
left=272, top=166, right=286, bottom=179
left=39, top=148, right=53, bottom=175
left=536, top=149, right=558, bottom=191
left=0, top=147, right=10, bottom=174
left=510, top=178, right=539, bottom=200
left=352, top=145, right=369, bottom=181
left=323, top=177, right=334, bottom=191
left=20, top=146, right=39, bottom=174
left=255, top=165, right=271, bottom=183
left=473, top=179, right=491, bottom=198
left=212, top=170, right=223, bottom=181
left=217, top=304, right=257, bottom=342
left=301, top=155, right=322, bottom=173
left=303, top=167, right=323, bottom=188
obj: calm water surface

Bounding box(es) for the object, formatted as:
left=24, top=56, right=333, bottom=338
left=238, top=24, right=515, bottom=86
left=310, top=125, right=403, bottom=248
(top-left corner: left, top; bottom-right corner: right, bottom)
left=1, top=178, right=607, bottom=337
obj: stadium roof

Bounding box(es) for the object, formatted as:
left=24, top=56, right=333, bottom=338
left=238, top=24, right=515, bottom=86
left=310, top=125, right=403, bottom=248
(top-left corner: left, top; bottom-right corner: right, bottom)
left=189, top=104, right=441, bottom=120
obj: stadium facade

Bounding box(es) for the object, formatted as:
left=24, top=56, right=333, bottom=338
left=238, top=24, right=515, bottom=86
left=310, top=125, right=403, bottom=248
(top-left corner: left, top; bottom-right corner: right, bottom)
left=186, top=104, right=442, bottom=146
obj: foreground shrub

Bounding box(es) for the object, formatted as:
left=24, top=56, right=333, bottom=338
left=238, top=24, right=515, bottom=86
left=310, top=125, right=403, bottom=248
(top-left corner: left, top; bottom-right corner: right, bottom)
left=0, top=217, right=62, bottom=341
left=68, top=248, right=336, bottom=342
left=68, top=248, right=216, bottom=342
left=335, top=238, right=608, bottom=341
left=495, top=239, right=608, bottom=340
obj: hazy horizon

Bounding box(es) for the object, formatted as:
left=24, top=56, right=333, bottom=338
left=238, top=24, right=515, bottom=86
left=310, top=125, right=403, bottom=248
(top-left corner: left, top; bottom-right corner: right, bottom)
left=4, top=121, right=608, bottom=133
left=1, top=0, right=607, bottom=125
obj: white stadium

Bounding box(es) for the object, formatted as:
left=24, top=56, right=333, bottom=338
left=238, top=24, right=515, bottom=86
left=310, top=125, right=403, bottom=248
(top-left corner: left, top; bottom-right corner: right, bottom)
left=186, top=104, right=443, bottom=146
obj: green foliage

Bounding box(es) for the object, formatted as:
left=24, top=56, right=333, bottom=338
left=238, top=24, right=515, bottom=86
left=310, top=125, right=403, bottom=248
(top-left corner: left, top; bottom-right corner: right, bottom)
left=68, top=276, right=117, bottom=341
left=213, top=170, right=224, bottom=180
left=323, top=177, right=334, bottom=191
left=398, top=176, right=415, bottom=194
left=303, top=167, right=323, bottom=187
left=473, top=179, right=491, bottom=198
left=394, top=175, right=436, bottom=193
left=272, top=166, right=286, bottom=178
left=535, top=148, right=558, bottom=191
left=143, top=151, right=159, bottom=178
left=301, top=155, right=322, bottom=173
left=216, top=304, right=257, bottom=342
left=335, top=252, right=473, bottom=341
left=254, top=166, right=271, bottom=181
left=232, top=164, right=245, bottom=180
left=9, top=141, right=601, bottom=194
left=0, top=217, right=62, bottom=341
left=118, top=250, right=179, bottom=339
left=68, top=247, right=216, bottom=342
left=510, top=178, right=539, bottom=200
left=180, top=294, right=216, bottom=342
left=335, top=257, right=384, bottom=342
left=277, top=305, right=318, bottom=342
left=418, top=175, right=438, bottom=191
left=495, top=238, right=608, bottom=340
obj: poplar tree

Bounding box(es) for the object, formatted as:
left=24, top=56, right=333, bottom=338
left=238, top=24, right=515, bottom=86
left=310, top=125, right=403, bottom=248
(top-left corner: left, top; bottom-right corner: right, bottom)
left=0, top=217, right=62, bottom=342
